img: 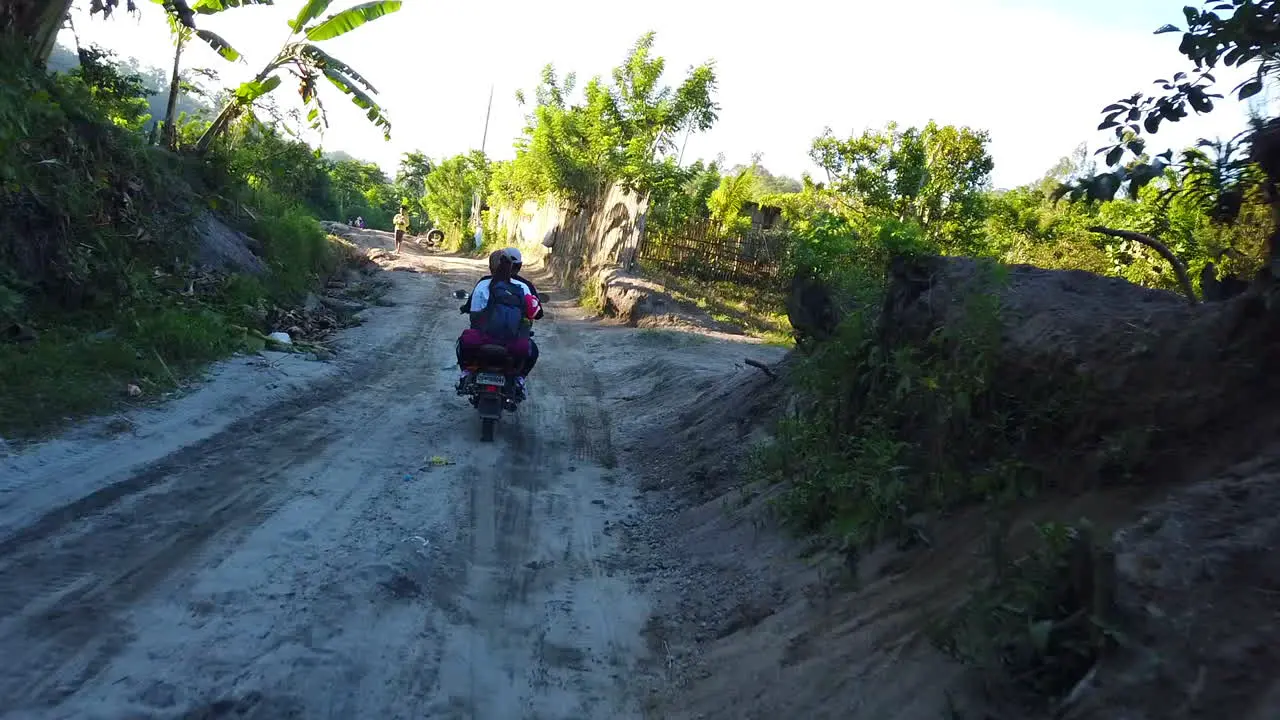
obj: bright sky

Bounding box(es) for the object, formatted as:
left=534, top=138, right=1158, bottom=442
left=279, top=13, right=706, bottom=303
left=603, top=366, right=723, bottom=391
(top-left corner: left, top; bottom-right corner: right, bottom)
left=60, top=0, right=1273, bottom=189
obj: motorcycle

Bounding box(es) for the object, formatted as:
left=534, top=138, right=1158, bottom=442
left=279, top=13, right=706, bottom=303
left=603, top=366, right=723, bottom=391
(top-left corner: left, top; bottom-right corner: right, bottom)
left=453, top=289, right=527, bottom=442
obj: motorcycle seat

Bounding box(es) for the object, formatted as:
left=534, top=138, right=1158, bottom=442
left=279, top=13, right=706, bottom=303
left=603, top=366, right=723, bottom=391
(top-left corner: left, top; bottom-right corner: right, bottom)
left=477, top=344, right=511, bottom=362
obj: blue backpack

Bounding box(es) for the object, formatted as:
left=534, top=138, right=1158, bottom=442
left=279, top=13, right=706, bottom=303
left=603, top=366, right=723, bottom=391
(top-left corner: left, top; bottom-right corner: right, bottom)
left=481, top=279, right=527, bottom=343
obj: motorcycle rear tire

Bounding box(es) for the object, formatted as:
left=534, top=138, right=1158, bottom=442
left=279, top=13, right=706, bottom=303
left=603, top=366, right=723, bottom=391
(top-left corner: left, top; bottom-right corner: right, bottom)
left=481, top=417, right=496, bottom=442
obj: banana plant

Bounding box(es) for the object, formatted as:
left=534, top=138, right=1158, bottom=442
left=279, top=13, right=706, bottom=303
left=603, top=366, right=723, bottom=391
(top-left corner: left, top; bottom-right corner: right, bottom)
left=194, top=0, right=401, bottom=153
left=157, top=0, right=271, bottom=149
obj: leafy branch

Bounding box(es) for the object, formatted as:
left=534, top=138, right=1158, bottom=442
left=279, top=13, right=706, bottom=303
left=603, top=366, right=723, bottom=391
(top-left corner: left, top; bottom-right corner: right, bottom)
left=195, top=0, right=401, bottom=152
left=1057, top=1, right=1278, bottom=216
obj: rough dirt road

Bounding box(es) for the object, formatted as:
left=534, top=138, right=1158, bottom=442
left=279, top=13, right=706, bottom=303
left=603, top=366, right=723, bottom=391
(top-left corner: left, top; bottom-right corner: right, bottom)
left=0, top=235, right=776, bottom=720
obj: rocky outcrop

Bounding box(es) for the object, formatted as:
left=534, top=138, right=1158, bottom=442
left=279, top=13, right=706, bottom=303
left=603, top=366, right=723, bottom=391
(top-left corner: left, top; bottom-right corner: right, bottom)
left=591, top=269, right=743, bottom=334
left=192, top=213, right=267, bottom=275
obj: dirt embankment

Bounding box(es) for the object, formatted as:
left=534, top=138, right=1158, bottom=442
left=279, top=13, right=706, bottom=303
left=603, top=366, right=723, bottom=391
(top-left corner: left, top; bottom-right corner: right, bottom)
left=634, top=254, right=1280, bottom=719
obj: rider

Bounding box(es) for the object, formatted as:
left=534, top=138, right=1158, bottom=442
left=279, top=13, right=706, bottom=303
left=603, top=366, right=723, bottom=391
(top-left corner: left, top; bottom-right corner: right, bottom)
left=458, top=248, right=541, bottom=313
left=458, top=247, right=543, bottom=378
left=456, top=250, right=536, bottom=395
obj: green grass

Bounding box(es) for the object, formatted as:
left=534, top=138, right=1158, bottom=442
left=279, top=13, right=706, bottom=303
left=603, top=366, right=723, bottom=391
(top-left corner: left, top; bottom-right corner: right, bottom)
left=1, top=226, right=358, bottom=440
left=0, top=307, right=241, bottom=436
left=0, top=40, right=373, bottom=440
left=579, top=275, right=606, bottom=313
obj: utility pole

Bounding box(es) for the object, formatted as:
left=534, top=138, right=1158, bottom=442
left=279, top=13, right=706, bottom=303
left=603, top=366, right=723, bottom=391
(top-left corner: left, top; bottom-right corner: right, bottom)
left=676, top=124, right=692, bottom=166
left=472, top=84, right=494, bottom=247
left=480, top=84, right=493, bottom=155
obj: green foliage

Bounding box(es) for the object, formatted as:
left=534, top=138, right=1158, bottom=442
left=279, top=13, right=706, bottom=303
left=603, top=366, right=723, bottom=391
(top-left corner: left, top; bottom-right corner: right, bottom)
left=645, top=157, right=721, bottom=236
left=0, top=40, right=359, bottom=437
left=578, top=274, right=605, bottom=313
left=0, top=40, right=195, bottom=312
left=326, top=157, right=393, bottom=227
left=495, top=32, right=719, bottom=206
left=302, top=0, right=401, bottom=41
left=395, top=151, right=433, bottom=197
left=251, top=202, right=337, bottom=297
left=777, top=178, right=933, bottom=286
left=811, top=121, right=994, bottom=255
left=423, top=151, right=490, bottom=249
left=196, top=0, right=401, bottom=150
left=730, top=161, right=802, bottom=195
left=707, top=165, right=757, bottom=236
left=1063, top=1, right=1280, bottom=220
left=67, top=45, right=155, bottom=131
left=933, top=521, right=1115, bottom=708
left=987, top=145, right=1269, bottom=295
left=750, top=260, right=1069, bottom=548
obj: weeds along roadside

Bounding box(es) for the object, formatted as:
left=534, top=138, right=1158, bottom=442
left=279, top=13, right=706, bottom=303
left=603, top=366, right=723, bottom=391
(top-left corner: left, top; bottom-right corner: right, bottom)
left=747, top=244, right=1123, bottom=711
left=0, top=42, right=363, bottom=439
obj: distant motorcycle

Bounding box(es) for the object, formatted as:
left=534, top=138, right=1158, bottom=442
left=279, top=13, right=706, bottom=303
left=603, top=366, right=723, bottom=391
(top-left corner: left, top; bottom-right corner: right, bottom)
left=454, top=289, right=525, bottom=442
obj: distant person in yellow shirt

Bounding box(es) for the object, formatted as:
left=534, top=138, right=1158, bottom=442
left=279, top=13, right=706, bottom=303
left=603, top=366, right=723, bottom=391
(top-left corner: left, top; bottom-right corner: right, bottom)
left=393, top=206, right=410, bottom=253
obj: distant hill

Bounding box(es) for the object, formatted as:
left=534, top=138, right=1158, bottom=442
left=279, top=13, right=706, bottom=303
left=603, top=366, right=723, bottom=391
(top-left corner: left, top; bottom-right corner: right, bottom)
left=48, top=43, right=214, bottom=126
left=323, top=150, right=360, bottom=164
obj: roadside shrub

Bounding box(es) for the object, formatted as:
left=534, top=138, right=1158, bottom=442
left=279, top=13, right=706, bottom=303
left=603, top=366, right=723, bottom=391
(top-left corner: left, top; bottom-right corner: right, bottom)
left=251, top=203, right=337, bottom=298
left=0, top=42, right=355, bottom=439
left=751, top=258, right=1056, bottom=547
left=0, top=39, right=194, bottom=316
left=932, top=521, right=1117, bottom=708
left=126, top=307, right=239, bottom=366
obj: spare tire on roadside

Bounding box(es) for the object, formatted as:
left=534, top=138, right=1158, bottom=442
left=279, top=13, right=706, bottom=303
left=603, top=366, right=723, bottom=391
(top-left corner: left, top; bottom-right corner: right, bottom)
left=425, top=228, right=445, bottom=245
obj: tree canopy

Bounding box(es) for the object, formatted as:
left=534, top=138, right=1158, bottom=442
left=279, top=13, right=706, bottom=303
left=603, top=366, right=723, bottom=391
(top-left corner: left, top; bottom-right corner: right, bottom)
left=492, top=32, right=719, bottom=206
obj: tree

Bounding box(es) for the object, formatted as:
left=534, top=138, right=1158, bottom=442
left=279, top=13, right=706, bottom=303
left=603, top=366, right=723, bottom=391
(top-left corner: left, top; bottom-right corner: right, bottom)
left=0, top=0, right=198, bottom=66
left=707, top=165, right=756, bottom=236
left=423, top=152, right=490, bottom=243
left=327, top=157, right=386, bottom=220
left=69, top=44, right=154, bottom=130
left=726, top=160, right=802, bottom=195
left=1049, top=1, right=1280, bottom=286
left=502, top=33, right=719, bottom=205
left=395, top=150, right=433, bottom=196
left=811, top=121, right=994, bottom=254
left=645, top=157, right=721, bottom=235
left=1064, top=2, right=1280, bottom=209
left=195, top=0, right=401, bottom=152
left=158, top=0, right=269, bottom=149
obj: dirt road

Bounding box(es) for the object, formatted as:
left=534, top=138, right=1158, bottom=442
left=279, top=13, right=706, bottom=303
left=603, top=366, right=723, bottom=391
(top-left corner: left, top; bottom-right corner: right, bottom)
left=0, top=237, right=779, bottom=720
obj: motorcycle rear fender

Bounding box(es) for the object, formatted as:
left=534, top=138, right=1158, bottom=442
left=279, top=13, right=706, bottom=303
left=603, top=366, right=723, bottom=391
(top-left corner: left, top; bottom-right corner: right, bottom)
left=476, top=392, right=503, bottom=420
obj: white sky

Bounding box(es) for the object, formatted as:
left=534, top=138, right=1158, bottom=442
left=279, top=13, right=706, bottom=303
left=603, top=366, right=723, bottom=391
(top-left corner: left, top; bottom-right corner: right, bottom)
left=60, top=0, right=1273, bottom=189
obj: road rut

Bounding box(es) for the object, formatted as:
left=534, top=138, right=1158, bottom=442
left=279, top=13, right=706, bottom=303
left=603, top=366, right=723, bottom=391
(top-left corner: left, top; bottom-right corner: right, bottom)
left=0, top=251, right=651, bottom=719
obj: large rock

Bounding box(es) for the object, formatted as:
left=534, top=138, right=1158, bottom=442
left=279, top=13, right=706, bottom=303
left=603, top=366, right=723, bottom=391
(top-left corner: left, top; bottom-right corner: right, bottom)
left=192, top=213, right=267, bottom=275
left=593, top=269, right=742, bottom=333
left=785, top=274, right=841, bottom=347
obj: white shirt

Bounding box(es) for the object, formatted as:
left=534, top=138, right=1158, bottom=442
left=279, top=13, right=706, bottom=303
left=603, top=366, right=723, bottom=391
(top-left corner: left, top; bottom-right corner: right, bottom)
left=468, top=277, right=532, bottom=312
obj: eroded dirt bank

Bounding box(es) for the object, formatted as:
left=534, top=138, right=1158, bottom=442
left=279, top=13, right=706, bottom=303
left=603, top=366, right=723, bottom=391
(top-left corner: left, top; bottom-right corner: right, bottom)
left=630, top=255, right=1280, bottom=720
left=0, top=232, right=782, bottom=720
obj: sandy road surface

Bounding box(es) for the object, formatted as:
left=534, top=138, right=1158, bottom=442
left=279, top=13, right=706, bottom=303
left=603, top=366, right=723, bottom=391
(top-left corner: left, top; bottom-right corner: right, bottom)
left=0, top=243, right=695, bottom=719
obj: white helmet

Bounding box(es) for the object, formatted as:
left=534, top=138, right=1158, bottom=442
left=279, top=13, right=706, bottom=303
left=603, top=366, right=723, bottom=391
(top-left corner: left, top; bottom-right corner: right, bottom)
left=505, top=247, right=523, bottom=271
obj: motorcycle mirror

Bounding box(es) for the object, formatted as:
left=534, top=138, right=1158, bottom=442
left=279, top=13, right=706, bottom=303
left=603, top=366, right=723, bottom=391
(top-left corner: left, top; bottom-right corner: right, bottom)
left=453, top=289, right=468, bottom=299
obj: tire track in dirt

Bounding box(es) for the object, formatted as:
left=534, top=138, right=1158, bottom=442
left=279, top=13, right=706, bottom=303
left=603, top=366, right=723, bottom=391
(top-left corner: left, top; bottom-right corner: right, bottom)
left=426, top=297, right=647, bottom=720
left=0, top=270, right=452, bottom=712
left=0, top=252, right=656, bottom=720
